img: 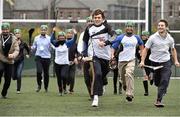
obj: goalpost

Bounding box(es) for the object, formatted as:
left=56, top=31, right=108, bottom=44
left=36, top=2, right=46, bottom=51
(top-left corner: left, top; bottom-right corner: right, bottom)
left=1, top=0, right=179, bottom=77
left=0, top=0, right=151, bottom=77
left=0, top=0, right=149, bottom=33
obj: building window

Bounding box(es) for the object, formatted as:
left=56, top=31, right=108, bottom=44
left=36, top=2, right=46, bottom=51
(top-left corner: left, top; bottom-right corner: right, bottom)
left=169, top=3, right=173, bottom=17
left=77, top=11, right=81, bottom=19
left=60, top=12, right=63, bottom=18
left=114, top=10, right=119, bottom=19
left=68, top=12, right=72, bottom=19
left=20, top=13, right=26, bottom=19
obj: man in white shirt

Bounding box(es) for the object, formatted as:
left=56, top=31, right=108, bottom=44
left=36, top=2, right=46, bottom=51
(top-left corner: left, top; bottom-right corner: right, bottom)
left=140, top=19, right=180, bottom=107
left=31, top=25, right=51, bottom=93
left=82, top=9, right=114, bottom=107
left=111, top=21, right=144, bottom=102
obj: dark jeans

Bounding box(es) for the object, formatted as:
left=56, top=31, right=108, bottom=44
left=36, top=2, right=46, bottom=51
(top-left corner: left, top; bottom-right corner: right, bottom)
left=35, top=56, right=51, bottom=90
left=0, top=62, right=13, bottom=97
left=92, top=57, right=110, bottom=96
left=12, top=61, right=24, bottom=91
left=55, top=63, right=69, bottom=93
left=67, top=64, right=76, bottom=92
left=151, top=60, right=172, bottom=102
left=113, top=68, right=118, bottom=91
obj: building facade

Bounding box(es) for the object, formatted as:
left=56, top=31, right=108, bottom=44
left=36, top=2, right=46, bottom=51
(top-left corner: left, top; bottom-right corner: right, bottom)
left=3, top=0, right=180, bottom=30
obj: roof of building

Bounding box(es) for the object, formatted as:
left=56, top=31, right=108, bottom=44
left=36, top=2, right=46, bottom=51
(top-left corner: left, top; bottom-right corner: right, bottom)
left=79, top=0, right=119, bottom=11
left=13, top=0, right=48, bottom=10
left=55, top=0, right=89, bottom=9
left=13, top=0, right=119, bottom=11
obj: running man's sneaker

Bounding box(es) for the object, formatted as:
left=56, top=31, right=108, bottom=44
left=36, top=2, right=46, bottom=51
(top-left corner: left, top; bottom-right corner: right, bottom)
left=69, top=89, right=74, bottom=94
left=154, top=101, right=165, bottom=107
left=58, top=93, right=63, bottom=96
left=45, top=89, right=48, bottom=93
left=119, top=83, right=122, bottom=94
left=36, top=86, right=41, bottom=92
left=91, top=95, right=98, bottom=107
left=64, top=90, right=68, bottom=94
left=144, top=92, right=149, bottom=96
left=16, top=91, right=21, bottom=94
left=1, top=96, right=7, bottom=99
left=150, top=80, right=153, bottom=85
left=114, top=89, right=117, bottom=95
left=123, top=85, right=127, bottom=91
left=126, top=96, right=133, bottom=102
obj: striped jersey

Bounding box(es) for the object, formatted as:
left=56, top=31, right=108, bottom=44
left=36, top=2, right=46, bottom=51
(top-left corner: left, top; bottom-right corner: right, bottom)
left=82, top=21, right=114, bottom=60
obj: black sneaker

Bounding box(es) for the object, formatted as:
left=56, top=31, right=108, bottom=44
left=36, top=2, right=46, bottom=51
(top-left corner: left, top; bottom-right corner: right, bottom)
left=123, top=85, right=127, bottom=91
left=58, top=93, right=63, bottom=96
left=64, top=90, right=68, bottom=94
left=126, top=96, right=132, bottom=102
left=88, top=98, right=93, bottom=101
left=69, top=89, right=74, bottom=94
left=150, top=80, right=153, bottom=85
left=45, top=89, right=48, bottom=93
left=144, top=92, right=149, bottom=96
left=1, top=96, right=7, bottom=99
left=36, top=87, right=41, bottom=92
left=114, top=89, right=117, bottom=95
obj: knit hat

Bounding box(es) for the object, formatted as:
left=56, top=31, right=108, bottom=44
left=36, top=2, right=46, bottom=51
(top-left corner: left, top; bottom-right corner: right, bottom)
left=115, top=29, right=123, bottom=35
left=40, top=25, right=48, bottom=30
left=66, top=29, right=72, bottom=33
left=141, top=31, right=149, bottom=36
left=141, top=31, right=150, bottom=36
left=125, top=21, right=135, bottom=27
left=58, top=31, right=66, bottom=36
left=1, top=23, right=10, bottom=30
left=14, top=29, right=21, bottom=34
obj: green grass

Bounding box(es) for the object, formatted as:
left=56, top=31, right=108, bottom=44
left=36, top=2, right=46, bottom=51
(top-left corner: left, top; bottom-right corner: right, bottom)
left=0, top=77, right=180, bottom=116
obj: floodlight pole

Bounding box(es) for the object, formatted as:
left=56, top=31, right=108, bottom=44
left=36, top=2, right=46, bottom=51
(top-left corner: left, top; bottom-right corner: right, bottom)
left=145, top=0, right=149, bottom=32
left=161, top=0, right=164, bottom=19
left=138, top=0, right=143, bottom=35
left=148, top=0, right=152, bottom=34
left=0, top=0, right=3, bottom=33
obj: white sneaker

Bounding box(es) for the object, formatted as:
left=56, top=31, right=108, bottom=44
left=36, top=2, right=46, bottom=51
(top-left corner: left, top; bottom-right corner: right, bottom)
left=16, top=91, right=21, bottom=94
left=58, top=93, right=63, bottom=96
left=91, top=95, right=98, bottom=107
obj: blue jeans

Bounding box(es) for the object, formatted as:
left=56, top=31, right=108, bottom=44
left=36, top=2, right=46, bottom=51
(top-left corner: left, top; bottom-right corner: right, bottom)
left=13, top=61, right=24, bottom=91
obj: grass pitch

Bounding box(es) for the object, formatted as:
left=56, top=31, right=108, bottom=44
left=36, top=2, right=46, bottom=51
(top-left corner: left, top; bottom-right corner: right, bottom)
left=0, top=77, right=180, bottom=116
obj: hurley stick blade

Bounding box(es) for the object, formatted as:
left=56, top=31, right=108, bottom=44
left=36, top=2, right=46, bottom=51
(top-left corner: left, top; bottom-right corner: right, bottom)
left=82, top=57, right=93, bottom=62
left=28, top=28, right=35, bottom=46
left=144, top=65, right=163, bottom=70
